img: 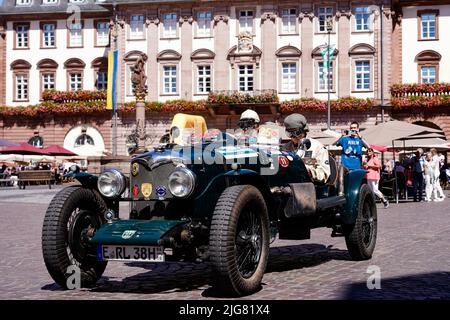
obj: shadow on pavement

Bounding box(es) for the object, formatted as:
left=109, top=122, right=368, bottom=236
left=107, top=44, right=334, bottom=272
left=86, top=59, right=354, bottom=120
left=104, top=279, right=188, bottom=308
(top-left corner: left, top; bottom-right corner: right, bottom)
left=46, top=243, right=350, bottom=297
left=343, top=272, right=450, bottom=299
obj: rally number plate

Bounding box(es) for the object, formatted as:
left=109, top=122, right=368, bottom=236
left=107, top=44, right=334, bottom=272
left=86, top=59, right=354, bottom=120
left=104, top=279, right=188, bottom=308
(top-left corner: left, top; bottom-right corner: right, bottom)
left=98, top=245, right=165, bottom=262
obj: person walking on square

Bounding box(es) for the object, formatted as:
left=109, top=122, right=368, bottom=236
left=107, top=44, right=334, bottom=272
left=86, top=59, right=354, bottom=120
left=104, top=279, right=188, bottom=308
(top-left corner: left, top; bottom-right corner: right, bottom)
left=430, top=148, right=445, bottom=200
left=411, top=148, right=425, bottom=202
left=363, top=148, right=389, bottom=208
left=424, top=152, right=441, bottom=202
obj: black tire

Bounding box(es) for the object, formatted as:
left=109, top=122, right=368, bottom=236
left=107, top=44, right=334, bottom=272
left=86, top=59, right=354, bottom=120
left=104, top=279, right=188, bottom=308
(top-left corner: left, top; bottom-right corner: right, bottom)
left=209, top=185, right=270, bottom=296
left=42, top=186, right=108, bottom=288
left=344, top=183, right=378, bottom=260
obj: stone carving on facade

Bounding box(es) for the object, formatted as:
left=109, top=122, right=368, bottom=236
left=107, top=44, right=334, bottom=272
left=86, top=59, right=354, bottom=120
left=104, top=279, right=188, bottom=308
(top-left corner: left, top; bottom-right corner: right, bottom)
left=109, top=17, right=125, bottom=38
left=371, top=9, right=380, bottom=17
left=146, top=17, right=160, bottom=26
left=228, top=45, right=262, bottom=69
left=0, top=25, right=5, bottom=39
left=383, top=9, right=395, bottom=19
left=393, top=11, right=402, bottom=25
left=131, top=54, right=148, bottom=101
left=109, top=17, right=125, bottom=28
left=336, top=10, right=352, bottom=20
left=261, top=12, right=277, bottom=23
left=213, top=15, right=229, bottom=25
left=179, top=15, right=194, bottom=25
left=298, top=11, right=314, bottom=22
left=237, top=31, right=253, bottom=53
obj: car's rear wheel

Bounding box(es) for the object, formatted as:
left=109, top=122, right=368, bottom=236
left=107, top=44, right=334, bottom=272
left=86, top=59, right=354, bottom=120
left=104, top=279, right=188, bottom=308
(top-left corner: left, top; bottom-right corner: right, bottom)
left=344, top=183, right=378, bottom=260
left=209, top=185, right=270, bottom=296
left=42, top=186, right=108, bottom=288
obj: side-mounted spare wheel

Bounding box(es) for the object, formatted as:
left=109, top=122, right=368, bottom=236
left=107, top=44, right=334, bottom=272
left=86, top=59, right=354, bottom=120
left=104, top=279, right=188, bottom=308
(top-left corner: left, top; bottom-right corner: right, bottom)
left=42, top=186, right=108, bottom=288
left=209, top=185, right=270, bottom=296
left=344, top=183, right=378, bottom=260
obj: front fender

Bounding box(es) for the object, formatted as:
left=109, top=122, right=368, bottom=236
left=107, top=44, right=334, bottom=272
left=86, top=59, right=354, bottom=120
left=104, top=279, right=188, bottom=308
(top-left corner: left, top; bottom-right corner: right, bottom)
left=64, top=172, right=99, bottom=189
left=342, top=169, right=367, bottom=225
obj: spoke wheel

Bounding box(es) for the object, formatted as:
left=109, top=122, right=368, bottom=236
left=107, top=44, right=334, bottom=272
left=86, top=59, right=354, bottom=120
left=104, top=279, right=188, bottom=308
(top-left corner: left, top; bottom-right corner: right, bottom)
left=344, top=183, right=378, bottom=261
left=209, top=185, right=270, bottom=296
left=235, top=206, right=262, bottom=279
left=67, top=209, right=102, bottom=266
left=42, top=186, right=108, bottom=288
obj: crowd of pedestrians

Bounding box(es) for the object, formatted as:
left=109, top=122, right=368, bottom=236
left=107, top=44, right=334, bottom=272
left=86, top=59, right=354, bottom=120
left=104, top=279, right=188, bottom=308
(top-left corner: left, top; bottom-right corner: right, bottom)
left=333, top=122, right=448, bottom=208
left=0, top=162, right=70, bottom=187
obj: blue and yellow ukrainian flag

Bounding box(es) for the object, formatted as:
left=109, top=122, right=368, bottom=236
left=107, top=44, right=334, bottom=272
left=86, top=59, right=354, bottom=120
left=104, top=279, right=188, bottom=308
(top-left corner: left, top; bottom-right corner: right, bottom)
left=106, top=50, right=118, bottom=111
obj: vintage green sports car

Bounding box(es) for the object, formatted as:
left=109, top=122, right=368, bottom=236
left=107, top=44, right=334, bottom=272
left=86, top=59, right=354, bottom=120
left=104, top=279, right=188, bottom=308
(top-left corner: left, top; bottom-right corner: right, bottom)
left=42, top=114, right=377, bottom=296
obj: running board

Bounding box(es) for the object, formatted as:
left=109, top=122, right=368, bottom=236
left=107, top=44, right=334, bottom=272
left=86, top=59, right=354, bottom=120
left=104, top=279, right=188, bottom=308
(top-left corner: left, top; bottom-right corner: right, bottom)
left=316, top=196, right=346, bottom=211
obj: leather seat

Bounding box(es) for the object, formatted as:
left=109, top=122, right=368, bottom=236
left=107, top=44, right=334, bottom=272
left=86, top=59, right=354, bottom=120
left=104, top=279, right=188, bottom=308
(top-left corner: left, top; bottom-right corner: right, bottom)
left=326, top=155, right=338, bottom=187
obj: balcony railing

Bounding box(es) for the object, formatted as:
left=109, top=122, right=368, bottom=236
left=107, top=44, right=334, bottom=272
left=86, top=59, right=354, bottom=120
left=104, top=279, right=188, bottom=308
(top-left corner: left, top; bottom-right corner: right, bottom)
left=42, top=90, right=107, bottom=103
left=207, top=90, right=279, bottom=104
left=391, top=83, right=450, bottom=97
left=391, top=83, right=450, bottom=109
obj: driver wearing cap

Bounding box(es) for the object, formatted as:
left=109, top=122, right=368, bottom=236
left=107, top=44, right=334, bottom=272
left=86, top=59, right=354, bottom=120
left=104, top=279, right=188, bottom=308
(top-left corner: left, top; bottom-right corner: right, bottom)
left=282, top=113, right=330, bottom=183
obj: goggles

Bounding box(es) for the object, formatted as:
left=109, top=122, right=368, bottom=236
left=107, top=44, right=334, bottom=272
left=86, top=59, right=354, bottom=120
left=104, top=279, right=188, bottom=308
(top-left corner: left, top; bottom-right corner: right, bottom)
left=238, top=118, right=257, bottom=130
left=286, top=128, right=304, bottom=138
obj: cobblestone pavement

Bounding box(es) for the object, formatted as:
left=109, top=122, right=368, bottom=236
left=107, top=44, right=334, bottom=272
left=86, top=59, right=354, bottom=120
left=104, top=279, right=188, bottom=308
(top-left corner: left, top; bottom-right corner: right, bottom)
left=0, top=185, right=449, bottom=300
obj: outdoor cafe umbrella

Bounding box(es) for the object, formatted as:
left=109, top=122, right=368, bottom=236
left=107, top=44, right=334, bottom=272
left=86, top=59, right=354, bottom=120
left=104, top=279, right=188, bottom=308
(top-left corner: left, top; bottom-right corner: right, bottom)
left=388, top=138, right=450, bottom=151
left=0, top=154, right=56, bottom=163
left=362, top=120, right=443, bottom=147
left=0, top=142, right=49, bottom=155
left=42, top=145, right=77, bottom=156
left=0, top=139, right=19, bottom=147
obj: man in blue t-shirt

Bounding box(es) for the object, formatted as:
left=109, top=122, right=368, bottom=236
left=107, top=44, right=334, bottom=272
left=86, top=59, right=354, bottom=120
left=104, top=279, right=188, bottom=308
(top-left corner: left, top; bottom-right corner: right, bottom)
left=334, top=121, right=369, bottom=170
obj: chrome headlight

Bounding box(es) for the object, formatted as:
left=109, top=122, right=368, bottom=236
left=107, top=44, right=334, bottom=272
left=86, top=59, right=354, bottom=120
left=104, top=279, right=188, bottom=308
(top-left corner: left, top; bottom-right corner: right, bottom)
left=97, top=169, right=126, bottom=198
left=168, top=167, right=196, bottom=198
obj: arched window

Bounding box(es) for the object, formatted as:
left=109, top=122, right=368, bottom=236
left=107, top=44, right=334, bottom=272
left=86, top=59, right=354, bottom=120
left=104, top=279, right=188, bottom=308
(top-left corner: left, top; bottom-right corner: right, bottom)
left=92, top=57, right=108, bottom=91
left=191, top=49, right=215, bottom=94
left=37, top=59, right=58, bottom=96
left=349, top=44, right=375, bottom=92
left=11, top=59, right=31, bottom=102
left=415, top=50, right=441, bottom=83
left=157, top=50, right=181, bottom=95
left=75, top=134, right=94, bottom=147
left=227, top=45, right=262, bottom=92
left=312, top=46, right=338, bottom=92
left=64, top=58, right=86, bottom=91
left=275, top=46, right=302, bottom=94
left=64, top=125, right=105, bottom=157
left=28, top=136, right=44, bottom=148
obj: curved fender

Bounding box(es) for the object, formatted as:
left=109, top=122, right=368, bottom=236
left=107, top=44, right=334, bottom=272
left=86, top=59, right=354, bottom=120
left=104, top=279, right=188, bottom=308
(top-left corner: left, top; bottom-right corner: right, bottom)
left=64, top=172, right=99, bottom=189
left=342, top=169, right=367, bottom=225
left=195, top=169, right=259, bottom=200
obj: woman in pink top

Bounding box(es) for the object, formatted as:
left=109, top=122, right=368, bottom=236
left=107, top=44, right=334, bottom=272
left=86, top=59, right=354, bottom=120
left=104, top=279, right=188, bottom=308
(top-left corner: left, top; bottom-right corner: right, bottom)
left=363, top=148, right=389, bottom=209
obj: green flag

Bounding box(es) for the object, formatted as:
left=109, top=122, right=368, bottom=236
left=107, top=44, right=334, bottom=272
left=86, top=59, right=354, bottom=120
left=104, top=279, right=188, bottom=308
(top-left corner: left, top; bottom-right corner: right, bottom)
left=320, top=45, right=335, bottom=80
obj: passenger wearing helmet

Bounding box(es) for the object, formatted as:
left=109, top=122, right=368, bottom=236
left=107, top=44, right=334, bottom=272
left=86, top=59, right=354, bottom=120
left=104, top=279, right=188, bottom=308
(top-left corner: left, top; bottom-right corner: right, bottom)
left=235, top=109, right=260, bottom=145
left=282, top=114, right=330, bottom=183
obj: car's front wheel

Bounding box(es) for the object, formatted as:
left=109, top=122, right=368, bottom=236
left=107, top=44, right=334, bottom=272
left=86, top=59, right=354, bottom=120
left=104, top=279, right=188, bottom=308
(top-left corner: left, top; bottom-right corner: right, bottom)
left=42, top=186, right=108, bottom=289
left=209, top=185, right=270, bottom=296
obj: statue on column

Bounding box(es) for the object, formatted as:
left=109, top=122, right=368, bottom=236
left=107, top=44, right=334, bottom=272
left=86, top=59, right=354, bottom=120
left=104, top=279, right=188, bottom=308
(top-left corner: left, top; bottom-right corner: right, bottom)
left=130, top=54, right=148, bottom=153
left=131, top=54, right=148, bottom=101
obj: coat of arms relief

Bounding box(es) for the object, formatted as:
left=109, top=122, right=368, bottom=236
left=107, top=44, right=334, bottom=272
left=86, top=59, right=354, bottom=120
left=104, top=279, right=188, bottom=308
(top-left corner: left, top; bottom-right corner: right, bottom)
left=237, top=31, right=253, bottom=53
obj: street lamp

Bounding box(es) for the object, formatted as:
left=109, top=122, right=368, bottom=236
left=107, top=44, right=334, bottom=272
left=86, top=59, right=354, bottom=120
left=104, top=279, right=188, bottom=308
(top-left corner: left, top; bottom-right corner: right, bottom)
left=326, top=16, right=333, bottom=130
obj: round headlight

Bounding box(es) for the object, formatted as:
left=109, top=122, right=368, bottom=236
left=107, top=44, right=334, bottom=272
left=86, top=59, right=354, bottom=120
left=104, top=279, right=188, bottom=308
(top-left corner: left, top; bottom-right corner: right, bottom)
left=168, top=168, right=196, bottom=198
left=97, top=169, right=126, bottom=198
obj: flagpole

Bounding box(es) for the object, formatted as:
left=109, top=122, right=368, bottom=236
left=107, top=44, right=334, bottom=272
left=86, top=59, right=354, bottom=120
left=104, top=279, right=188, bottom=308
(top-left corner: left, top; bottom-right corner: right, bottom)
left=326, top=17, right=333, bottom=130
left=112, top=2, right=118, bottom=157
